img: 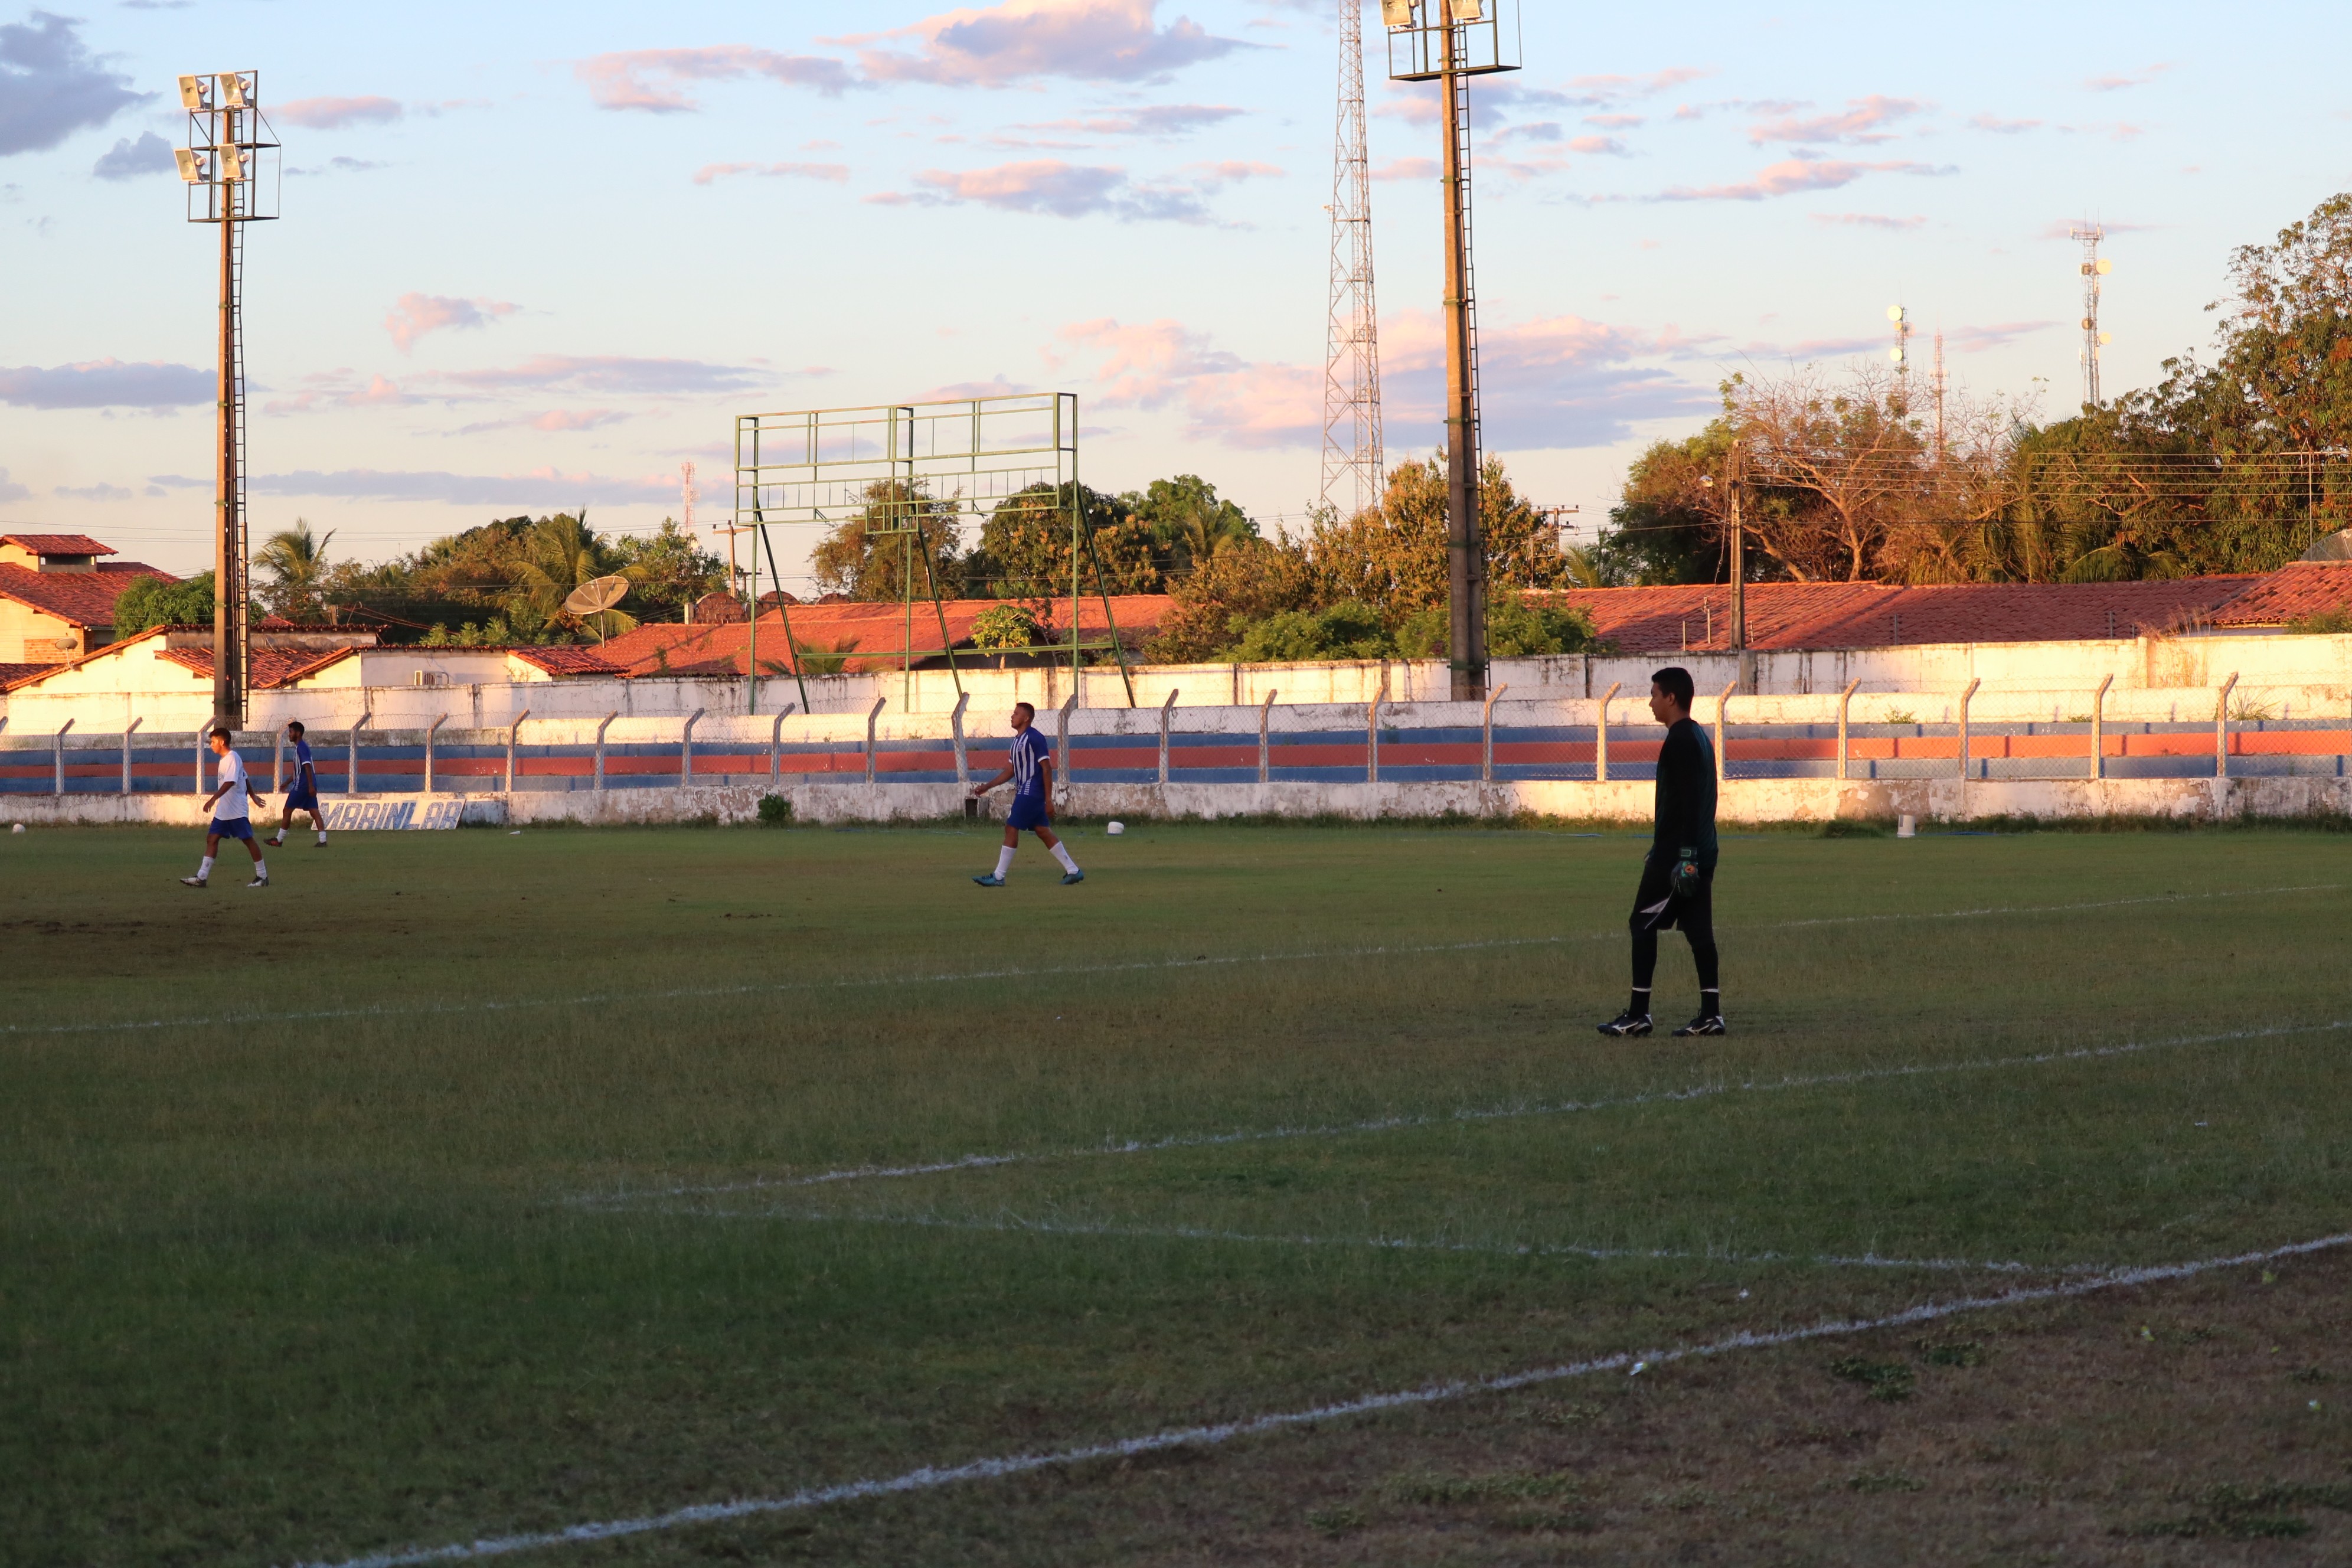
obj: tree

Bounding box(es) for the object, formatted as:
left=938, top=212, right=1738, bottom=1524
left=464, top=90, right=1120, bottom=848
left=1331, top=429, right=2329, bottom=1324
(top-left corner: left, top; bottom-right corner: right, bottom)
left=1142, top=537, right=1318, bottom=662
left=256, top=518, right=334, bottom=618
left=613, top=517, right=728, bottom=622
left=808, top=480, right=963, bottom=602
left=1305, top=454, right=1572, bottom=613
left=1591, top=423, right=1735, bottom=586
left=973, top=482, right=1164, bottom=599
left=112, top=571, right=223, bottom=636
left=515, top=512, right=636, bottom=638
left=971, top=603, right=1043, bottom=650
left=1127, top=473, right=1257, bottom=577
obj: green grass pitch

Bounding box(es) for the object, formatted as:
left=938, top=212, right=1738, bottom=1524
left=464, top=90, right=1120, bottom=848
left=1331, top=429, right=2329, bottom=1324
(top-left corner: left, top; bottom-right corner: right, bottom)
left=4, top=820, right=2350, bottom=1564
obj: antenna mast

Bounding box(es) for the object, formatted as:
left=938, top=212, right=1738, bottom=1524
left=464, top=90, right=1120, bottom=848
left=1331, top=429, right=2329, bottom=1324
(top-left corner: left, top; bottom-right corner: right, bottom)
left=1321, top=0, right=1384, bottom=518
left=1886, top=303, right=1912, bottom=415
left=1932, top=328, right=1947, bottom=459
left=2072, top=223, right=2111, bottom=409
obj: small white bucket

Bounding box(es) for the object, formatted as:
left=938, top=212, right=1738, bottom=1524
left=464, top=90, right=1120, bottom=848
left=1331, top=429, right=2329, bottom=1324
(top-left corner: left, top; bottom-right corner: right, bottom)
left=1896, top=814, right=1917, bottom=838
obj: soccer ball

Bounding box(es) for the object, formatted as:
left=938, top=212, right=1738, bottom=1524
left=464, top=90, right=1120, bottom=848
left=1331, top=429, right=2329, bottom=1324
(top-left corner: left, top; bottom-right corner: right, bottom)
left=9, top=823, right=21, bottom=834
left=1106, top=821, right=1125, bottom=835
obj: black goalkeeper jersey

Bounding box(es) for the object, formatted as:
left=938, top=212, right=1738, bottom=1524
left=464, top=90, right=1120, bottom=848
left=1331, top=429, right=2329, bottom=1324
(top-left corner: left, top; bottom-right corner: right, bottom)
left=1651, top=716, right=1719, bottom=869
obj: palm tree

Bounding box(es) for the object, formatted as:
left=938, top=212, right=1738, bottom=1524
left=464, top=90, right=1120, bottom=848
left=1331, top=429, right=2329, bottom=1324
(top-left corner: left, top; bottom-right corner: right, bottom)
left=513, top=512, right=638, bottom=639
left=257, top=518, right=335, bottom=618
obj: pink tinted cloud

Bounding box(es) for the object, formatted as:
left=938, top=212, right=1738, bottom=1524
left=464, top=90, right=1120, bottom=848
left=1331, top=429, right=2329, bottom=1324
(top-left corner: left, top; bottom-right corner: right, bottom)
left=530, top=409, right=629, bottom=432
left=1944, top=321, right=2057, bottom=351
left=886, top=158, right=1221, bottom=221
left=838, top=0, right=1248, bottom=88
left=2086, top=63, right=2172, bottom=92
left=1659, top=158, right=1951, bottom=202
left=1747, top=95, right=1928, bottom=146
left=1584, top=113, right=1644, bottom=129
left=1808, top=212, right=1928, bottom=230
left=435, top=355, right=765, bottom=395
left=1008, top=103, right=1243, bottom=136
left=384, top=293, right=521, bottom=353
left=692, top=161, right=851, bottom=185
left=1969, top=113, right=2041, bottom=133
left=261, top=371, right=425, bottom=415
left=1568, top=135, right=1628, bottom=156
left=575, top=47, right=856, bottom=112
left=1371, top=156, right=1438, bottom=182
left=276, top=95, right=404, bottom=129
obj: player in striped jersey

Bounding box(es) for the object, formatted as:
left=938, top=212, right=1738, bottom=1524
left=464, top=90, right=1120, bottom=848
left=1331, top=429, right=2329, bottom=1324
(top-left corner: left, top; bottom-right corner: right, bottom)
left=969, top=701, right=1083, bottom=886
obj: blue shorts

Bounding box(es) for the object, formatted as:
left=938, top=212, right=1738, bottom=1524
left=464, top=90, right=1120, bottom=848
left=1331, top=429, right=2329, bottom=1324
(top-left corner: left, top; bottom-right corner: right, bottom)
left=283, top=788, right=321, bottom=813
left=1007, top=793, right=1050, bottom=831
left=208, top=816, right=254, bottom=841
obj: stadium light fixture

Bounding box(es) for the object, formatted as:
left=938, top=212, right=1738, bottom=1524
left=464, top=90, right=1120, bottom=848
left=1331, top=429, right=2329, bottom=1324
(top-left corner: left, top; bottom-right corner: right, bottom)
left=173, top=148, right=208, bottom=184
left=177, top=74, right=210, bottom=109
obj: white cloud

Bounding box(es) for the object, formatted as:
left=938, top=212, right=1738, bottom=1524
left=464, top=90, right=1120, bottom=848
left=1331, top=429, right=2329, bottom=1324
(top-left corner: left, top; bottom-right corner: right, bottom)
left=0, top=358, right=210, bottom=409
left=0, top=12, right=143, bottom=156
left=91, top=130, right=173, bottom=179
left=384, top=294, right=522, bottom=353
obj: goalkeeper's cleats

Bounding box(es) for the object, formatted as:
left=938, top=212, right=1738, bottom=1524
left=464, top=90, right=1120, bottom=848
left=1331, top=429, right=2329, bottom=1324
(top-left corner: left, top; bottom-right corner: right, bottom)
left=1595, top=1010, right=1652, bottom=1038
left=1059, top=869, right=1084, bottom=885
left=972, top=873, right=1005, bottom=887
left=1672, top=1014, right=1727, bottom=1037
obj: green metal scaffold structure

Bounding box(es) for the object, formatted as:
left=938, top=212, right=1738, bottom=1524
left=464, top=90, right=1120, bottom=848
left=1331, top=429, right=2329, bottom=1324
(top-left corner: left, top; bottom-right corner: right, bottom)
left=733, top=392, right=1137, bottom=714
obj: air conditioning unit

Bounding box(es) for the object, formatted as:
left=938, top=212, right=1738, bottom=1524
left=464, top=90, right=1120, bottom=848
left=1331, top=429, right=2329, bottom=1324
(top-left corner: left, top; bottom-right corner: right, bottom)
left=412, top=670, right=450, bottom=688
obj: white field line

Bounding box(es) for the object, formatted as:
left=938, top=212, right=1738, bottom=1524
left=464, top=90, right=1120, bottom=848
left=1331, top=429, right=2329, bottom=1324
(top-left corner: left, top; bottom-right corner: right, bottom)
left=5, top=883, right=2334, bottom=1043
left=625, top=1203, right=2116, bottom=1277
left=295, top=1229, right=2352, bottom=1568
left=608, top=1016, right=2352, bottom=1203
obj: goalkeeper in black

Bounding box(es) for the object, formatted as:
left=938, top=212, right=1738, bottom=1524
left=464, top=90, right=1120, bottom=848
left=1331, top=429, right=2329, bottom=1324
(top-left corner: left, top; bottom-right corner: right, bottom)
left=1598, top=666, right=1724, bottom=1038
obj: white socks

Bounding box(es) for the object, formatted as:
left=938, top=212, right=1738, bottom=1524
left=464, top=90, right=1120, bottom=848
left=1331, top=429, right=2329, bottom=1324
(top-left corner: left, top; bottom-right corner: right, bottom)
left=197, top=855, right=215, bottom=879
left=994, top=846, right=1016, bottom=878
left=254, top=858, right=267, bottom=878
left=316, top=831, right=327, bottom=844
left=1050, top=842, right=1080, bottom=874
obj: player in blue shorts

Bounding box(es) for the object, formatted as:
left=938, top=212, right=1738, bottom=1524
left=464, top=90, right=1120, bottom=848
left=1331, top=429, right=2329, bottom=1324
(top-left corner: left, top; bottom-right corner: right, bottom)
left=968, top=700, right=1083, bottom=886
left=181, top=725, right=269, bottom=888
left=267, top=719, right=328, bottom=848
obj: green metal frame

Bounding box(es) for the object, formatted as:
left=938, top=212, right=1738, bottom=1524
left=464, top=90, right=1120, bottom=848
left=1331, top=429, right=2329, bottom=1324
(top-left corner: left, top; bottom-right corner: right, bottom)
left=734, top=392, right=1135, bottom=713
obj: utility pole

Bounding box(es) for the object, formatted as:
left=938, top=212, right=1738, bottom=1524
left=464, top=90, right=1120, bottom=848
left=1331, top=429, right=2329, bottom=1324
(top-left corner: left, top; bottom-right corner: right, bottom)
left=2073, top=223, right=2112, bottom=409
left=175, top=72, right=276, bottom=730
left=1320, top=0, right=1385, bottom=520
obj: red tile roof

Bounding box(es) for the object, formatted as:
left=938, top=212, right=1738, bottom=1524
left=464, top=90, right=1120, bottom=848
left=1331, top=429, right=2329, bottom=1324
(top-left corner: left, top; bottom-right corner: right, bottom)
left=0, top=560, right=177, bottom=628
left=597, top=594, right=1175, bottom=677
left=0, top=533, right=115, bottom=556
left=0, top=661, right=61, bottom=687
left=156, top=644, right=362, bottom=689
left=2209, top=563, right=2352, bottom=625
left=1546, top=575, right=2265, bottom=652
left=507, top=645, right=626, bottom=677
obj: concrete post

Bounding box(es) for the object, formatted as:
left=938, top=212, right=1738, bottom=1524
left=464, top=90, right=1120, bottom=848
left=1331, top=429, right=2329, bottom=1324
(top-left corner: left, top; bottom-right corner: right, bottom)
left=505, top=708, right=531, bottom=793
left=1595, top=682, right=1621, bottom=782
left=348, top=710, right=371, bottom=796
left=680, top=708, right=705, bottom=786
left=1836, top=679, right=1859, bottom=781
left=2216, top=672, right=2239, bottom=780
left=423, top=714, right=448, bottom=796
left=2090, top=674, right=2112, bottom=780
left=1057, top=692, right=1078, bottom=803
left=1956, top=678, right=1981, bottom=782
left=1157, top=690, right=1179, bottom=784
left=950, top=692, right=971, bottom=785
left=1714, top=680, right=1737, bottom=785
left=122, top=717, right=142, bottom=795
left=196, top=724, right=209, bottom=795
left=864, top=697, right=886, bottom=785
left=53, top=718, right=74, bottom=795
left=1481, top=684, right=1509, bottom=783
left=1257, top=691, right=1278, bottom=783
left=594, top=712, right=618, bottom=792
left=273, top=727, right=285, bottom=796
left=769, top=705, right=793, bottom=782
left=1367, top=675, right=1390, bottom=783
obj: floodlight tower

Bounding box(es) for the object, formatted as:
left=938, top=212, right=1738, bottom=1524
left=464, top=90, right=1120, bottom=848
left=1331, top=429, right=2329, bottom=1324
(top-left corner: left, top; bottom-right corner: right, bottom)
left=1382, top=0, right=1519, bottom=701
left=1321, top=0, right=1385, bottom=519
left=175, top=71, right=277, bottom=729
left=2072, top=224, right=2112, bottom=409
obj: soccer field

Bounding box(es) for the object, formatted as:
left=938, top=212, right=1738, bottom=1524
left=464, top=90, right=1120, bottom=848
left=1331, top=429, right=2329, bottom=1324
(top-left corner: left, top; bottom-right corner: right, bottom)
left=4, top=820, right=2350, bottom=1565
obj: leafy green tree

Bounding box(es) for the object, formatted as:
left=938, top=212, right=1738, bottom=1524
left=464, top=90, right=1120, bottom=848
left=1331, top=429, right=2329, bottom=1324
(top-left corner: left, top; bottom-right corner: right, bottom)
left=613, top=517, right=728, bottom=622
left=1127, top=473, right=1257, bottom=577
left=112, top=571, right=224, bottom=636
left=971, top=603, right=1042, bottom=649
left=1306, top=455, right=1573, bottom=614
left=974, top=482, right=1164, bottom=599
left=1142, top=537, right=1319, bottom=662
left=809, top=481, right=963, bottom=602
left=515, top=512, right=636, bottom=639
left=256, top=518, right=334, bottom=618
left=1229, top=600, right=1391, bottom=662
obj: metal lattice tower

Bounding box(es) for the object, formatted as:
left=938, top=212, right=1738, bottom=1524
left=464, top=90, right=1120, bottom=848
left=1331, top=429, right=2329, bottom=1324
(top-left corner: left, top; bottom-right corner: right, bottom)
left=2073, top=223, right=2111, bottom=409
left=1320, top=0, right=1384, bottom=518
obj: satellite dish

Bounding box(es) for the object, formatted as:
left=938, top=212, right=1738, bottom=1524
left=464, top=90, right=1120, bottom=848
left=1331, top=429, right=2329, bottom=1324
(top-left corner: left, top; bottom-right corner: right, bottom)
left=563, top=575, right=629, bottom=615
left=1886, top=305, right=1905, bottom=321
left=2096, top=257, right=2114, bottom=275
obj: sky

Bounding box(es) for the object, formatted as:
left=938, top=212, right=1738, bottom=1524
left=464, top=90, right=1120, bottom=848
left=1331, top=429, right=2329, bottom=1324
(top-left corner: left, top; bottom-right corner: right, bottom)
left=2, top=0, right=2348, bottom=590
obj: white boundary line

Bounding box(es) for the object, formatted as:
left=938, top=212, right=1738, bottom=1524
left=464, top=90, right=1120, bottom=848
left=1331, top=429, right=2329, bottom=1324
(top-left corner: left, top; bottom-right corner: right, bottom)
left=612, top=1017, right=2352, bottom=1201
left=294, top=1230, right=2352, bottom=1568
left=6, top=884, right=2333, bottom=1042
left=627, top=1203, right=2116, bottom=1276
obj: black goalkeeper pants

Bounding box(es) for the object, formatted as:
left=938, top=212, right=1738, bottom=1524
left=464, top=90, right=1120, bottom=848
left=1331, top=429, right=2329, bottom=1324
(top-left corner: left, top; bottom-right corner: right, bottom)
left=1629, top=858, right=1719, bottom=994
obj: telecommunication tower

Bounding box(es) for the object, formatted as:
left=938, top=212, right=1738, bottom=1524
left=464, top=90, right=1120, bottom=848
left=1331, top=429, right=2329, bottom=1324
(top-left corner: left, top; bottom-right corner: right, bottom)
left=1932, top=328, right=1948, bottom=458
left=1886, top=303, right=1912, bottom=414
left=1320, top=0, right=1385, bottom=518
left=1382, top=0, right=1519, bottom=701
left=2072, top=224, right=2113, bottom=408
left=174, top=70, right=277, bottom=729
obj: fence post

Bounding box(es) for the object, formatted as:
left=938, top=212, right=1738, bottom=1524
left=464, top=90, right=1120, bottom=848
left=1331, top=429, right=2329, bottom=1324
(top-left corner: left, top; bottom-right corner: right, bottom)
left=2216, top=672, right=2239, bottom=780
left=2090, top=674, right=2112, bottom=781
left=1257, top=690, right=1277, bottom=783
left=680, top=708, right=705, bottom=787
left=594, top=712, right=618, bottom=792
left=1366, top=675, right=1390, bottom=783
left=423, top=713, right=448, bottom=795
left=1480, top=683, right=1509, bottom=783
left=1157, top=690, right=1179, bottom=783
left=348, top=710, right=371, bottom=796
left=864, top=697, right=887, bottom=785
left=1714, top=680, right=1736, bottom=785
left=1057, top=692, right=1078, bottom=804
left=950, top=691, right=971, bottom=785
left=273, top=726, right=285, bottom=797
left=196, top=724, right=209, bottom=795
left=1595, top=681, right=1622, bottom=782
left=505, top=708, right=531, bottom=793
left=1836, top=679, right=1859, bottom=781
left=122, top=717, right=141, bottom=795
left=1956, top=678, right=1980, bottom=782
left=53, top=718, right=74, bottom=795
left=769, top=705, right=793, bottom=782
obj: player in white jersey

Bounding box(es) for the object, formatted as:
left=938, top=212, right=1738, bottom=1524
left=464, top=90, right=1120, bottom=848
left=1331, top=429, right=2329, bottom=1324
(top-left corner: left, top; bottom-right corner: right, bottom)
left=181, top=726, right=270, bottom=888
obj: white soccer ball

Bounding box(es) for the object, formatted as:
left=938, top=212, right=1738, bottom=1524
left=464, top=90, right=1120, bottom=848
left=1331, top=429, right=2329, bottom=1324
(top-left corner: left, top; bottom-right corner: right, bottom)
left=9, top=823, right=22, bottom=834
left=1106, top=821, right=1125, bottom=835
